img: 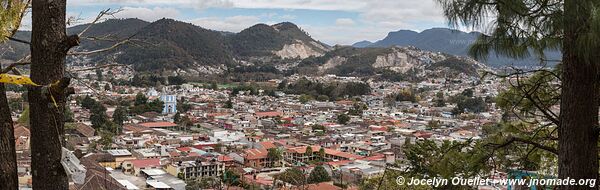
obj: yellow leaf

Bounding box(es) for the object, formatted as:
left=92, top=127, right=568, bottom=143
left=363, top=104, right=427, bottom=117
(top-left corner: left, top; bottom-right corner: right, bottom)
left=0, top=73, right=39, bottom=86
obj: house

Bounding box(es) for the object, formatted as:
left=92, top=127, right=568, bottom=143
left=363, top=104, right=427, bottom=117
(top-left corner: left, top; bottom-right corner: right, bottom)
left=103, top=149, right=136, bottom=168
left=138, top=122, right=178, bottom=130
left=285, top=145, right=363, bottom=164
left=73, top=154, right=128, bottom=190
left=164, top=159, right=225, bottom=180
left=243, top=148, right=275, bottom=169
left=72, top=123, right=96, bottom=138
left=14, top=125, right=30, bottom=151
left=122, top=158, right=162, bottom=176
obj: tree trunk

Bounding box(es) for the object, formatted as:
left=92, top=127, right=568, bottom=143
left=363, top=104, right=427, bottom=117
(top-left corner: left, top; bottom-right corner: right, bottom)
left=29, top=0, right=77, bottom=189
left=0, top=72, right=18, bottom=190
left=559, top=0, right=599, bottom=189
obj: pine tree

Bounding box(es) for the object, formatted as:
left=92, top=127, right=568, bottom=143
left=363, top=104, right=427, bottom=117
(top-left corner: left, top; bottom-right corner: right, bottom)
left=437, top=0, right=600, bottom=187
left=308, top=165, right=331, bottom=184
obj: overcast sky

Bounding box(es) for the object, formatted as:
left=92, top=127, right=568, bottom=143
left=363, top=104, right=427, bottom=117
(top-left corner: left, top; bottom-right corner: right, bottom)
left=22, top=0, right=458, bottom=45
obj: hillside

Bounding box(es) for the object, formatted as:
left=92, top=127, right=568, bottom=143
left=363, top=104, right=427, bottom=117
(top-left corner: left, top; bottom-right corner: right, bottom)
left=294, top=46, right=487, bottom=80
left=361, top=28, right=561, bottom=67
left=114, top=18, right=235, bottom=72
left=227, top=22, right=330, bottom=59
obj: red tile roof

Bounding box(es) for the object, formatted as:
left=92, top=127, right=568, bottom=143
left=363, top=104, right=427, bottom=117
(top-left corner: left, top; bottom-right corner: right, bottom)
left=255, top=111, right=283, bottom=117
left=139, top=122, right=178, bottom=128
left=244, top=148, right=268, bottom=160
left=13, top=125, right=30, bottom=138
left=259, top=141, right=276, bottom=150
left=129, top=158, right=160, bottom=168
left=287, top=146, right=363, bottom=160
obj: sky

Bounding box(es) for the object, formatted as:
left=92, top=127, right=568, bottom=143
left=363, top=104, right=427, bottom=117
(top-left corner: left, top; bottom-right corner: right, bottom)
left=22, top=0, right=459, bottom=45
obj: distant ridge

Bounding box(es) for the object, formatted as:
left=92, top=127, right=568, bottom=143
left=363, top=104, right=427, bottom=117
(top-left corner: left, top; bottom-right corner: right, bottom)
left=356, top=28, right=561, bottom=67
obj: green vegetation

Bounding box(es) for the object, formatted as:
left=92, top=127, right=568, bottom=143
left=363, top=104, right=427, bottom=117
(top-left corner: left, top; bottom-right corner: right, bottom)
left=308, top=165, right=331, bottom=184
left=281, top=78, right=371, bottom=101
left=385, top=88, right=419, bottom=105
left=337, top=114, right=350, bottom=124
left=130, top=93, right=164, bottom=114
left=348, top=102, right=368, bottom=116
left=277, top=167, right=306, bottom=186
left=185, top=177, right=220, bottom=190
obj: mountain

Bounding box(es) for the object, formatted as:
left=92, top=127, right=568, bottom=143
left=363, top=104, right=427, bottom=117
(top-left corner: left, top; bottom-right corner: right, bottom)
left=114, top=18, right=235, bottom=72
left=352, top=40, right=373, bottom=48
left=227, top=22, right=330, bottom=59
left=294, top=46, right=487, bottom=79
left=1, top=19, right=330, bottom=73
left=364, top=28, right=561, bottom=67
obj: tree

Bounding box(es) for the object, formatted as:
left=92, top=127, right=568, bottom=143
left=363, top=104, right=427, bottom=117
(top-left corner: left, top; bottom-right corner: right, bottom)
left=134, top=92, right=148, bottom=106
left=267, top=148, right=283, bottom=166
left=308, top=165, right=331, bottom=184
left=186, top=177, right=220, bottom=190
left=210, top=81, right=218, bottom=90
left=437, top=0, right=600, bottom=187
left=17, top=106, right=29, bottom=126
left=0, top=1, right=28, bottom=187
left=112, top=106, right=127, bottom=128
left=305, top=146, right=313, bottom=157
left=173, top=112, right=181, bottom=123
left=104, top=83, right=110, bottom=91
left=223, top=98, right=233, bottom=109
left=277, top=167, right=306, bottom=186
left=27, top=0, right=82, bottom=188
left=222, top=169, right=241, bottom=186
left=348, top=102, right=367, bottom=116
left=318, top=147, right=326, bottom=161
left=81, top=95, right=96, bottom=109
left=337, top=113, right=350, bottom=124
left=96, top=68, right=103, bottom=81
left=298, top=94, right=312, bottom=104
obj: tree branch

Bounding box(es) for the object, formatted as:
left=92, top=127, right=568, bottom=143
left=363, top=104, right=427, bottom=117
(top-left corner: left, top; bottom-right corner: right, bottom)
left=7, top=37, right=30, bottom=45
left=493, top=136, right=558, bottom=155
left=78, top=8, right=122, bottom=37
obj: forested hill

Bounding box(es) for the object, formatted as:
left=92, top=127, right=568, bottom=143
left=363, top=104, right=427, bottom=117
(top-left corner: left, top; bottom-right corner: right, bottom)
left=0, top=18, right=330, bottom=72
left=0, top=18, right=489, bottom=81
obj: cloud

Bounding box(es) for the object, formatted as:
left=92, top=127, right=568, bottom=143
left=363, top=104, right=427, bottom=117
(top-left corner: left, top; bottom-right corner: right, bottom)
left=189, top=15, right=260, bottom=32
left=116, top=7, right=180, bottom=22
left=335, top=18, right=355, bottom=26
left=280, top=14, right=297, bottom=20
left=70, top=0, right=234, bottom=9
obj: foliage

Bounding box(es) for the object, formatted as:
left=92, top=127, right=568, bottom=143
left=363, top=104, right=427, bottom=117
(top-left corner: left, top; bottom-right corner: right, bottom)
left=402, top=139, right=489, bottom=189
left=185, top=177, right=220, bottom=190
left=0, top=0, right=28, bottom=42
left=283, top=78, right=371, bottom=101
left=308, top=165, right=331, bottom=184
left=348, top=102, right=368, bottom=116
left=298, top=94, right=312, bottom=104
left=359, top=170, right=432, bottom=190
left=223, top=99, right=233, bottom=109
left=167, top=75, right=186, bottom=85
left=277, top=167, right=306, bottom=186
left=311, top=125, right=325, bottom=131
left=451, top=95, right=486, bottom=114
left=222, top=169, right=242, bottom=186
left=385, top=88, right=419, bottom=104
left=17, top=106, right=28, bottom=126
left=112, top=106, right=127, bottom=127
left=267, top=148, right=283, bottom=165
left=131, top=94, right=164, bottom=114
left=337, top=113, right=350, bottom=124
left=177, top=98, right=192, bottom=112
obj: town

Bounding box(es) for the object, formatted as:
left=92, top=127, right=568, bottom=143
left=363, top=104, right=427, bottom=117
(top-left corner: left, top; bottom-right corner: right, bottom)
left=6, top=63, right=505, bottom=190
